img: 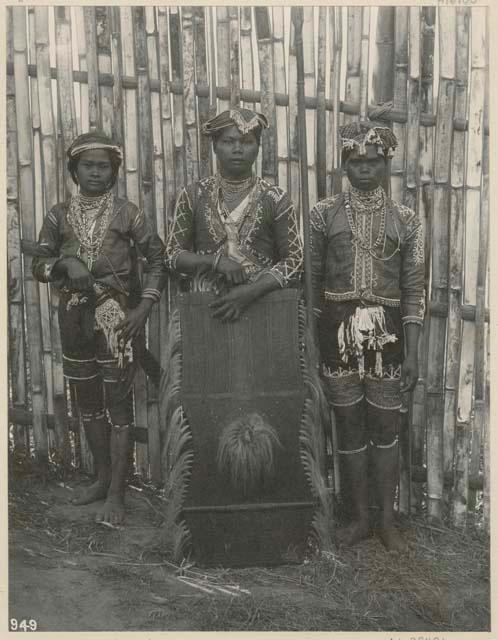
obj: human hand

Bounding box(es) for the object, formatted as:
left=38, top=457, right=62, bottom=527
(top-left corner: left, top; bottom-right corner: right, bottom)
left=209, top=284, right=256, bottom=322
left=215, top=256, right=248, bottom=286
left=400, top=354, right=419, bottom=393
left=116, top=299, right=153, bottom=343
left=59, top=257, right=94, bottom=291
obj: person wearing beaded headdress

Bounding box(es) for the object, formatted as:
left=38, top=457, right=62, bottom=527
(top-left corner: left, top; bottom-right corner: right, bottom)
left=32, top=131, right=167, bottom=525
left=310, top=108, right=425, bottom=551
left=164, top=107, right=303, bottom=319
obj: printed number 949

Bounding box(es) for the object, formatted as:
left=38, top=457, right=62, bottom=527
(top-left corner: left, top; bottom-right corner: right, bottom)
left=10, top=619, right=38, bottom=631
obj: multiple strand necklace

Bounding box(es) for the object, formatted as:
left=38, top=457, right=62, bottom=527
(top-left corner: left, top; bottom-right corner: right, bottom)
left=218, top=174, right=256, bottom=208
left=345, top=186, right=387, bottom=255
left=67, top=190, right=114, bottom=270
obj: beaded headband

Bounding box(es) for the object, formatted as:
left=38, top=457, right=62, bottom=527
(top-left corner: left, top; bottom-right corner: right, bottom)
left=67, top=132, right=123, bottom=161
left=339, top=103, right=398, bottom=158
left=202, top=108, right=269, bottom=137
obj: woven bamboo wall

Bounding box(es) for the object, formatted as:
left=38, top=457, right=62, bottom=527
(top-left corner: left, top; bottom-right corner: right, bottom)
left=6, top=6, right=489, bottom=528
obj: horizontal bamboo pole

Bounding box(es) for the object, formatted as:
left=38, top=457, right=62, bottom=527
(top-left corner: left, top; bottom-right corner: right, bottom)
left=6, top=63, right=487, bottom=134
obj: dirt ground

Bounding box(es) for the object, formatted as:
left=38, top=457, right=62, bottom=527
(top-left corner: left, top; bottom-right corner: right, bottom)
left=8, top=464, right=490, bottom=633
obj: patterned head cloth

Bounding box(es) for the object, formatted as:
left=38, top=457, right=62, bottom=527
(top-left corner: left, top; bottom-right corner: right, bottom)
left=339, top=103, right=398, bottom=158
left=67, top=131, right=123, bottom=161
left=202, top=108, right=269, bottom=137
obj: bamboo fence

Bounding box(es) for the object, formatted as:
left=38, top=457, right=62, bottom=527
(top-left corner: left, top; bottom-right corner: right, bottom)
left=6, top=6, right=489, bottom=529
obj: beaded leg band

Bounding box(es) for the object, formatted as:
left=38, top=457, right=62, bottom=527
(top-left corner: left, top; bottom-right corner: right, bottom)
left=370, top=435, right=398, bottom=449
left=337, top=444, right=368, bottom=455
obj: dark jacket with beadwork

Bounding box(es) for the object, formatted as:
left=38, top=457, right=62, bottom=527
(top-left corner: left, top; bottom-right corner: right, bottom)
left=310, top=190, right=425, bottom=325
left=32, top=197, right=166, bottom=303
left=164, top=176, right=303, bottom=287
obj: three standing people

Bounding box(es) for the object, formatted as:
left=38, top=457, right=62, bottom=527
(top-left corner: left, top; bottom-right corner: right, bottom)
left=32, top=107, right=424, bottom=550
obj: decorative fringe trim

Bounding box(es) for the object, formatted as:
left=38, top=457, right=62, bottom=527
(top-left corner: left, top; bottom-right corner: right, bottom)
left=338, top=305, right=397, bottom=378
left=298, top=302, right=334, bottom=551
left=94, top=297, right=133, bottom=368
left=159, top=308, right=192, bottom=561
left=160, top=405, right=193, bottom=562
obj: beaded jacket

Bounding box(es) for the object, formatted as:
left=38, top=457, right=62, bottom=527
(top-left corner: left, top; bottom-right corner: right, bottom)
left=164, top=176, right=303, bottom=288
left=32, top=197, right=166, bottom=303
left=310, top=187, right=425, bottom=326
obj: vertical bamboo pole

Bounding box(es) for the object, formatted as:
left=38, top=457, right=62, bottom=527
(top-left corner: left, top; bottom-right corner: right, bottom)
left=109, top=7, right=127, bottom=199
left=303, top=8, right=316, bottom=206
left=146, top=8, right=165, bottom=241
left=7, top=9, right=28, bottom=452
left=329, top=8, right=342, bottom=196
left=55, top=7, right=77, bottom=198
left=344, top=7, right=362, bottom=125
left=427, top=7, right=456, bottom=523
left=391, top=8, right=408, bottom=203
left=158, top=6, right=176, bottom=368
left=397, top=9, right=422, bottom=515
left=170, top=7, right=186, bottom=191
left=120, top=8, right=145, bottom=476
left=240, top=8, right=255, bottom=112
left=316, top=8, right=327, bottom=201
left=29, top=8, right=56, bottom=458
left=359, top=8, right=370, bottom=120
left=373, top=7, right=394, bottom=105
left=13, top=6, right=48, bottom=466
left=74, top=8, right=89, bottom=134
left=228, top=7, right=240, bottom=106
left=120, top=7, right=139, bottom=204
left=272, top=7, right=289, bottom=192
left=482, top=323, right=490, bottom=530
left=412, top=6, right=435, bottom=512
left=465, top=8, right=486, bottom=514
left=405, top=9, right=421, bottom=211
left=135, top=6, right=161, bottom=484
left=83, top=7, right=99, bottom=130
left=157, top=7, right=176, bottom=227
left=216, top=7, right=230, bottom=112
left=193, top=7, right=212, bottom=179
left=255, top=7, right=277, bottom=185
left=37, top=6, right=70, bottom=465
left=182, top=7, right=199, bottom=184
left=95, top=8, right=113, bottom=136
left=446, top=8, right=469, bottom=512
left=288, top=18, right=300, bottom=217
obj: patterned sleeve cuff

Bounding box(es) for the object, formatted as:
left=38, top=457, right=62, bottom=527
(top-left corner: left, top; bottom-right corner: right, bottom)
left=141, top=288, right=161, bottom=303
left=402, top=316, right=424, bottom=327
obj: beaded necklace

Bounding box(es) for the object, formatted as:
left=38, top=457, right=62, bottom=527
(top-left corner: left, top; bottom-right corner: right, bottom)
left=218, top=174, right=256, bottom=208
left=344, top=186, right=399, bottom=261
left=67, top=191, right=114, bottom=270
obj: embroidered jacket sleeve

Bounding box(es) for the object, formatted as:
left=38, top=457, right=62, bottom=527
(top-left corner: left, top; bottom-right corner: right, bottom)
left=398, top=204, right=426, bottom=326
left=128, top=203, right=167, bottom=303
left=164, top=187, right=194, bottom=272
left=309, top=201, right=327, bottom=317
left=31, top=206, right=64, bottom=283
left=262, top=187, right=303, bottom=287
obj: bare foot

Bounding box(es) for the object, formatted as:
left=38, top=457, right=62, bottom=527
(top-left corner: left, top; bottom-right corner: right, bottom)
left=335, top=520, right=370, bottom=547
left=71, top=479, right=109, bottom=506
left=377, top=525, right=406, bottom=552
left=95, top=494, right=125, bottom=526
